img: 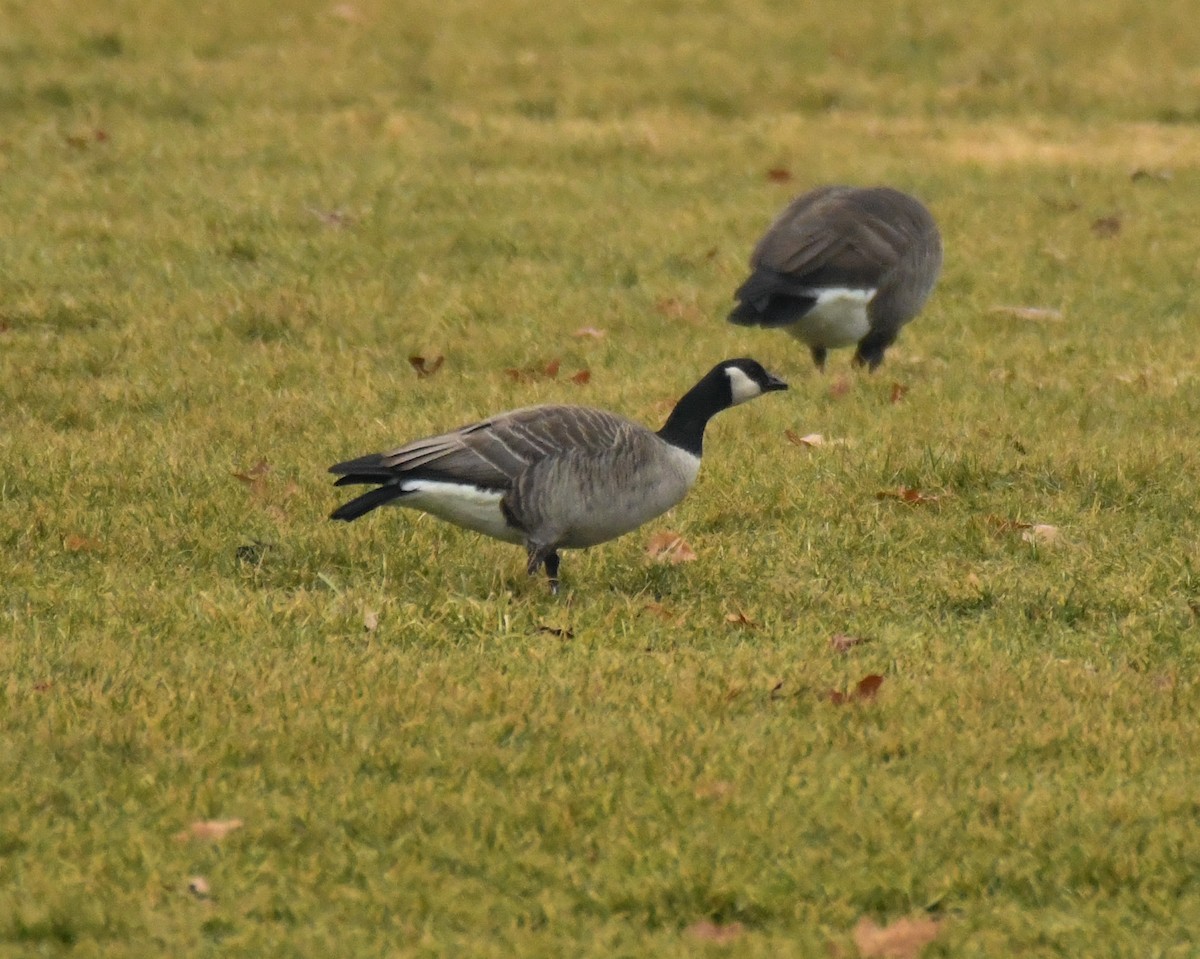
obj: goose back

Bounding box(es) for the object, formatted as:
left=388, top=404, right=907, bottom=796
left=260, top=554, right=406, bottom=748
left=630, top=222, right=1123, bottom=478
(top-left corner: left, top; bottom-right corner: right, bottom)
left=348, top=404, right=639, bottom=490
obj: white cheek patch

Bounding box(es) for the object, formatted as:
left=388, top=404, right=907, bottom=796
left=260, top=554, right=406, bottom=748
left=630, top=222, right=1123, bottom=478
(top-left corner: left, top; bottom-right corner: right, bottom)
left=725, top=366, right=762, bottom=406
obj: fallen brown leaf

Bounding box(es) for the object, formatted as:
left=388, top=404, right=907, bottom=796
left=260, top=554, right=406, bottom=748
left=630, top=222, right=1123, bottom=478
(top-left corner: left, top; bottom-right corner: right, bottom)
left=646, top=531, right=697, bottom=564
left=504, top=359, right=562, bottom=382
left=786, top=429, right=824, bottom=447
left=572, top=326, right=606, bottom=339
left=570, top=369, right=591, bottom=385
left=408, top=354, right=444, bottom=378
left=724, top=610, right=758, bottom=628
left=535, top=624, right=575, bottom=639
left=876, top=487, right=942, bottom=506
left=693, top=780, right=734, bottom=801
left=63, top=533, right=102, bottom=552
left=1091, top=214, right=1122, bottom=238
left=175, top=819, right=244, bottom=843
left=1130, top=167, right=1173, bottom=183
left=187, top=876, right=211, bottom=899
left=830, top=634, right=870, bottom=654
left=766, top=167, right=793, bottom=183
left=1022, top=523, right=1060, bottom=545
left=829, top=674, right=884, bottom=705
left=889, top=382, right=909, bottom=404
left=308, top=207, right=353, bottom=228
left=829, top=375, right=853, bottom=399
left=233, top=459, right=271, bottom=485
left=853, top=915, right=940, bottom=958
left=654, top=297, right=704, bottom=324
left=363, top=609, right=379, bottom=632
left=33, top=680, right=54, bottom=693
left=987, top=305, right=1065, bottom=322
left=686, top=920, right=745, bottom=944
left=985, top=515, right=1032, bottom=533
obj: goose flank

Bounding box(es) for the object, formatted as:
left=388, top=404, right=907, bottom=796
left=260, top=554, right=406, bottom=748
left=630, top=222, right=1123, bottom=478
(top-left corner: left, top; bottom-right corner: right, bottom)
left=329, top=358, right=787, bottom=593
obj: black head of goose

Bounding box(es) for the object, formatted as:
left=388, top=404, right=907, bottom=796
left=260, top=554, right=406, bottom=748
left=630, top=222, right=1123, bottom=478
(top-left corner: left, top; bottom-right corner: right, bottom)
left=728, top=185, right=942, bottom=371
left=329, top=358, right=787, bottom=593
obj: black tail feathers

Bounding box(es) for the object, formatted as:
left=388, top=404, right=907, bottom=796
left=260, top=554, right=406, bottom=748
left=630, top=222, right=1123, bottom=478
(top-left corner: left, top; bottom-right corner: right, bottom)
left=329, top=482, right=405, bottom=521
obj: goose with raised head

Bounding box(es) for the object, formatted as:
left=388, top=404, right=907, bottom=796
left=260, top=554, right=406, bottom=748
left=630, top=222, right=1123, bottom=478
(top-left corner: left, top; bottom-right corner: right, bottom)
left=329, top=358, right=787, bottom=593
left=729, top=185, right=942, bottom=370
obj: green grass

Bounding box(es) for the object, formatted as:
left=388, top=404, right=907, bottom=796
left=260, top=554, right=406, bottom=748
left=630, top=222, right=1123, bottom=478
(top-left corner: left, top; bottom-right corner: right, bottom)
left=3, top=0, right=1200, bottom=955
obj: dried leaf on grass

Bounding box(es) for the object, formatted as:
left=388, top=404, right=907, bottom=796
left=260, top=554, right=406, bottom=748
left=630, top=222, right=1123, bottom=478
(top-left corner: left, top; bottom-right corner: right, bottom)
left=330, top=3, right=363, bottom=22
left=187, top=876, right=211, bottom=899
left=986, top=515, right=1032, bottom=533
left=572, top=326, right=606, bottom=339
left=654, top=297, right=704, bottom=324
left=408, top=354, right=444, bottom=378
left=785, top=430, right=854, bottom=449
left=1091, top=214, right=1122, bottom=238
left=853, top=915, right=940, bottom=958
left=175, top=819, right=244, bottom=843
left=1022, top=523, right=1060, bottom=545
left=63, top=533, right=102, bottom=552
left=504, top=358, right=587, bottom=383
left=987, top=516, right=1060, bottom=544
left=693, top=780, right=734, bottom=801
left=830, top=634, right=870, bottom=654
left=724, top=610, right=758, bottom=628
left=646, top=531, right=697, bottom=564
left=987, top=305, right=1064, bottom=322
left=876, top=487, right=943, bottom=506
left=536, top=624, right=575, bottom=639
left=766, top=167, right=793, bottom=182
left=889, top=382, right=909, bottom=404
left=829, top=375, right=853, bottom=399
left=829, top=674, right=884, bottom=705
left=642, top=602, right=687, bottom=627
left=685, top=920, right=745, bottom=944
left=233, top=459, right=272, bottom=501
left=363, top=608, right=379, bottom=632
left=308, top=207, right=353, bottom=228
left=1130, top=167, right=1173, bottom=183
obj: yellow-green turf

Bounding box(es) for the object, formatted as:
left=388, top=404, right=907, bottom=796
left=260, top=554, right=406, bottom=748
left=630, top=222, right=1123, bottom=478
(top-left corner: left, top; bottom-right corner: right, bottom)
left=2, top=1, right=1199, bottom=955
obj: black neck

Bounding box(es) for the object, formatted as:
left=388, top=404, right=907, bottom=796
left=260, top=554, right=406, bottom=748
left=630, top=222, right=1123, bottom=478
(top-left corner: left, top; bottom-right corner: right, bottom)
left=656, top=374, right=730, bottom=457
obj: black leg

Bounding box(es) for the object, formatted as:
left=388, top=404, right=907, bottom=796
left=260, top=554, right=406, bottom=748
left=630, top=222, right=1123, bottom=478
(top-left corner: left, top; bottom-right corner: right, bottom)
left=544, top=550, right=561, bottom=596
left=525, top=543, right=562, bottom=595
left=853, top=329, right=896, bottom=371
left=810, top=346, right=827, bottom=370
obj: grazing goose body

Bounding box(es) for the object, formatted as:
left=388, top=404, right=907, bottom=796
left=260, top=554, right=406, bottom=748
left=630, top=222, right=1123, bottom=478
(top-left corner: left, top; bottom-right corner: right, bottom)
left=329, top=358, right=787, bottom=593
left=729, top=185, right=942, bottom=370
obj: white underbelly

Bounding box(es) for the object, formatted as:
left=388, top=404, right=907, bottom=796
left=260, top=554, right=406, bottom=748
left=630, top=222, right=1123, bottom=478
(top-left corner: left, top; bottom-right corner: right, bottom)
left=788, top=288, right=874, bottom=348
left=395, top=481, right=525, bottom=545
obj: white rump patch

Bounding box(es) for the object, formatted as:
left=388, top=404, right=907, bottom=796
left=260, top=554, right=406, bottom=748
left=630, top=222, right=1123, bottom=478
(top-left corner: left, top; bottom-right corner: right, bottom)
left=789, top=287, right=875, bottom=348
left=725, top=366, right=763, bottom=406
left=397, top=480, right=524, bottom=544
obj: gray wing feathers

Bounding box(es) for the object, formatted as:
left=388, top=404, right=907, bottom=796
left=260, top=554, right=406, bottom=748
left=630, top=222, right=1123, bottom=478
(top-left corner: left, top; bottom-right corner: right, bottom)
left=377, top=405, right=640, bottom=489
left=753, top=186, right=938, bottom=293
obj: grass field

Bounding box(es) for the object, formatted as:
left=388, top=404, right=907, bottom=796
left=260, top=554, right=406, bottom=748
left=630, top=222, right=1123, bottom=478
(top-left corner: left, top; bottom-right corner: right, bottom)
left=3, top=1, right=1200, bottom=955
